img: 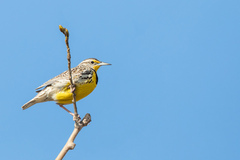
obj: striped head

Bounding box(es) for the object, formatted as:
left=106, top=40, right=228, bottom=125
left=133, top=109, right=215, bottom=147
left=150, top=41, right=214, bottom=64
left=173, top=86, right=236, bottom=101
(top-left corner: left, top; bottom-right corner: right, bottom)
left=80, top=58, right=111, bottom=71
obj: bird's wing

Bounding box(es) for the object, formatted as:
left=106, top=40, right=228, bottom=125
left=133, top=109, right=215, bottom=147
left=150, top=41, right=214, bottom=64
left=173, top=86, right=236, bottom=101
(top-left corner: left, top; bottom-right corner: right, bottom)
left=35, top=66, right=92, bottom=91
left=35, top=70, right=69, bottom=90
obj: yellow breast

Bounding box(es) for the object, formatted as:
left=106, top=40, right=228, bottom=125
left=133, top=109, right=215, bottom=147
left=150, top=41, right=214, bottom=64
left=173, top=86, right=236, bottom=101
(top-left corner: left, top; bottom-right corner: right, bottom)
left=54, top=72, right=97, bottom=104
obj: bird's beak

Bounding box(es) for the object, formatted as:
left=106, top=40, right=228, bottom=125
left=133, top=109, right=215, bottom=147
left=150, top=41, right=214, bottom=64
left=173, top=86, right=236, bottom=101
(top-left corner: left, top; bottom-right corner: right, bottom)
left=98, top=61, right=111, bottom=66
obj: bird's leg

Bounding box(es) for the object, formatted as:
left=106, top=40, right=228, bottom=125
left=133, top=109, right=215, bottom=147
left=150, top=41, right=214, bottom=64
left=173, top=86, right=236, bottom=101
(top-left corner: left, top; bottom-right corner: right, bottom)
left=57, top=104, right=81, bottom=121
left=58, top=104, right=74, bottom=116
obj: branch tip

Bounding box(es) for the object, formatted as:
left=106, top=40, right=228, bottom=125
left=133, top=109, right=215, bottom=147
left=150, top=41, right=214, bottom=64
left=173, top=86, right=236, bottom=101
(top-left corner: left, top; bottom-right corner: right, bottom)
left=59, top=25, right=69, bottom=37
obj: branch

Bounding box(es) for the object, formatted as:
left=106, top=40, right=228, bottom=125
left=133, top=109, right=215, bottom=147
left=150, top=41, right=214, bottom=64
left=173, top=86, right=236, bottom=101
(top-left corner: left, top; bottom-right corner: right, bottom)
left=55, top=114, right=91, bottom=160
left=59, top=25, right=78, bottom=121
left=56, top=25, right=91, bottom=160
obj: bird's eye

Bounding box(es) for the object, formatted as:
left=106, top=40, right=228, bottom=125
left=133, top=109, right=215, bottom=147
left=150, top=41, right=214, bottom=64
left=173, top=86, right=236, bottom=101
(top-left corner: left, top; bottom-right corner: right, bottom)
left=91, top=61, right=94, bottom=64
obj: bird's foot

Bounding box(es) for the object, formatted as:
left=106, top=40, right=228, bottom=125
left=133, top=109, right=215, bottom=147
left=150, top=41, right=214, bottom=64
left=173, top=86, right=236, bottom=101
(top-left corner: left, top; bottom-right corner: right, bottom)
left=73, top=113, right=81, bottom=121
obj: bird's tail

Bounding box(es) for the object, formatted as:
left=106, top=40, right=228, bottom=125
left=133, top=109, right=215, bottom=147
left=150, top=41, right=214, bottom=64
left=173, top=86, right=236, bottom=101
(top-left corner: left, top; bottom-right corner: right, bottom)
left=21, top=99, right=37, bottom=110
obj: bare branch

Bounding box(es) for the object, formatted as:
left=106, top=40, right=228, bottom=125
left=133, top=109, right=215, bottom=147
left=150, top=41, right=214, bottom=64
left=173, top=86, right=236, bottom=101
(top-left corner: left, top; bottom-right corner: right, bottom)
left=56, top=25, right=91, bottom=160
left=55, top=114, right=91, bottom=160
left=59, top=25, right=78, bottom=121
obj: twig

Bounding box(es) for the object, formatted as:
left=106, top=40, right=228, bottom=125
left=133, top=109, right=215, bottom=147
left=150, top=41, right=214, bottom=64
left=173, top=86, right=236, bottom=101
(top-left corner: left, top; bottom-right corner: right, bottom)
left=59, top=25, right=79, bottom=121
left=56, top=25, right=91, bottom=160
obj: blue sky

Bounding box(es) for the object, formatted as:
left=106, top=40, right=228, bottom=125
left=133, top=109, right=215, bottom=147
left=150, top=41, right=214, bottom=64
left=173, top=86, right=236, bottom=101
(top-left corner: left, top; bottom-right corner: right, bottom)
left=0, top=0, right=239, bottom=159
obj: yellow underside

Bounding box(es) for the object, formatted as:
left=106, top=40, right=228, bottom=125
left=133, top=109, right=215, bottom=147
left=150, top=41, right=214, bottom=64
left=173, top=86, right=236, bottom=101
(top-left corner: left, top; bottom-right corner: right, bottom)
left=54, top=81, right=97, bottom=104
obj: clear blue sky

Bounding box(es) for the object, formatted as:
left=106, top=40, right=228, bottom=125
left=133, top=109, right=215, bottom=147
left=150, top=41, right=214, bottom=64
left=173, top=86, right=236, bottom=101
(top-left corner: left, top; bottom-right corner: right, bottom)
left=0, top=0, right=239, bottom=159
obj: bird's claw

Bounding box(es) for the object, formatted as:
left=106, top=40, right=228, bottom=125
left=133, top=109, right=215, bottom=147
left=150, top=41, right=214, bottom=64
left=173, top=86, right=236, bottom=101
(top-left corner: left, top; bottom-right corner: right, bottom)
left=73, top=114, right=81, bottom=121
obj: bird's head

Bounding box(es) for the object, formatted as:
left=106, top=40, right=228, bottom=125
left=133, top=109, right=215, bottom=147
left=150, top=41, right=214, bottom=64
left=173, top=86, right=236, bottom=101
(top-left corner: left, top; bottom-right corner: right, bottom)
left=80, top=58, right=111, bottom=71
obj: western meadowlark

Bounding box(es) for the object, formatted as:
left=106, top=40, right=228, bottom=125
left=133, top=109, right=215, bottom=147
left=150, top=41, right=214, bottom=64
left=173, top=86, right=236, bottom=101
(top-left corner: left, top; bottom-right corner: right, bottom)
left=21, top=58, right=111, bottom=114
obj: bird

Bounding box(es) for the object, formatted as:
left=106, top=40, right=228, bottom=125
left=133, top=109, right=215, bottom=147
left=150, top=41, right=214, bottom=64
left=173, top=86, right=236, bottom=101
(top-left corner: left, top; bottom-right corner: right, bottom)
left=21, top=58, right=111, bottom=114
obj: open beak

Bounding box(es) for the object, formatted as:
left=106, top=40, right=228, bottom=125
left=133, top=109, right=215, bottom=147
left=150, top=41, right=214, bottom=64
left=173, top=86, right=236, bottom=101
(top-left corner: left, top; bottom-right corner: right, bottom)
left=98, top=61, right=111, bottom=66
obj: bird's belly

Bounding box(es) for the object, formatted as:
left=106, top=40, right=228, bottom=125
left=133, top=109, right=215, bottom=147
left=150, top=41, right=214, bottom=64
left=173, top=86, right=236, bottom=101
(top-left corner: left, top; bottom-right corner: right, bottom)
left=54, top=82, right=97, bottom=104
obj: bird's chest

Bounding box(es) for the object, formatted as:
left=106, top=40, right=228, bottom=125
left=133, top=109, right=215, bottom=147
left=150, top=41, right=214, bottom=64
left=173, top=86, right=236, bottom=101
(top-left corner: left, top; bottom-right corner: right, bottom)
left=54, top=71, right=98, bottom=104
left=75, top=73, right=98, bottom=101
